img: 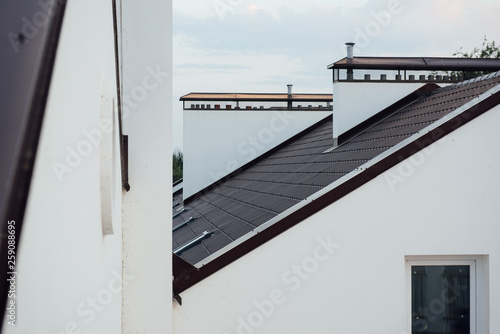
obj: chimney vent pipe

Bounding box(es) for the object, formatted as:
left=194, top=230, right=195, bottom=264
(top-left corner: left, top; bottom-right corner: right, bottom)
left=287, top=84, right=293, bottom=96
left=346, top=42, right=355, bottom=59
left=287, top=84, right=293, bottom=109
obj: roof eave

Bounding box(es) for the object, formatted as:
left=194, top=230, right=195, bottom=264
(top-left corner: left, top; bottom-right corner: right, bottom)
left=180, top=93, right=333, bottom=102
left=328, top=57, right=500, bottom=71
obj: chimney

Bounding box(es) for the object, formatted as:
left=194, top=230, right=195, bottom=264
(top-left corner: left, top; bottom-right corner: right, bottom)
left=287, top=84, right=293, bottom=109
left=346, top=42, right=355, bottom=59
left=346, top=42, right=355, bottom=80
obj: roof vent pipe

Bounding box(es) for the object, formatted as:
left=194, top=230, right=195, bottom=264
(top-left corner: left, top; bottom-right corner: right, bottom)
left=287, top=84, right=293, bottom=108
left=346, top=42, right=355, bottom=59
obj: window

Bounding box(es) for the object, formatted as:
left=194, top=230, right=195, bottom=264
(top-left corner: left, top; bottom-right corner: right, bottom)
left=406, top=256, right=487, bottom=334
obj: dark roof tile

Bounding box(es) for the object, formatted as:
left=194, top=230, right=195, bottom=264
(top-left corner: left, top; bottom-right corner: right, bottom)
left=173, top=74, right=500, bottom=266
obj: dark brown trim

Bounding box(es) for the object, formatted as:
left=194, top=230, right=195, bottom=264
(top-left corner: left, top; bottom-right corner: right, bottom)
left=112, top=0, right=130, bottom=192
left=180, top=93, right=332, bottom=102
left=0, top=0, right=67, bottom=326
left=338, top=84, right=440, bottom=145
left=183, top=115, right=333, bottom=205
left=121, top=135, right=130, bottom=191
left=173, top=87, right=500, bottom=295
left=328, top=56, right=500, bottom=72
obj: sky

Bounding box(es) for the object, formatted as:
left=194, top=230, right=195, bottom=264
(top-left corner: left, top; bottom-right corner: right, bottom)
left=173, top=0, right=500, bottom=151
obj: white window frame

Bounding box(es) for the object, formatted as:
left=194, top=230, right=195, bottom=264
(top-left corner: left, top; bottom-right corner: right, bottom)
left=405, top=255, right=488, bottom=334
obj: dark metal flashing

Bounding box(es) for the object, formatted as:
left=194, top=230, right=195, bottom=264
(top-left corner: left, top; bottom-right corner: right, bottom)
left=337, top=84, right=440, bottom=145
left=173, top=254, right=198, bottom=282
left=183, top=115, right=333, bottom=205
left=121, top=135, right=130, bottom=191
left=173, top=253, right=198, bottom=299
left=173, top=82, right=500, bottom=295
left=0, top=0, right=67, bottom=326
left=328, top=56, right=500, bottom=71
left=173, top=294, right=182, bottom=306
left=112, top=0, right=130, bottom=192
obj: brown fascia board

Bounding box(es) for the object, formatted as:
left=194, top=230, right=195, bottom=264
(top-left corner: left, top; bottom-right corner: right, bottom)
left=328, top=57, right=500, bottom=72
left=338, top=84, right=440, bottom=145
left=183, top=114, right=333, bottom=205
left=179, top=93, right=332, bottom=102
left=173, top=86, right=500, bottom=296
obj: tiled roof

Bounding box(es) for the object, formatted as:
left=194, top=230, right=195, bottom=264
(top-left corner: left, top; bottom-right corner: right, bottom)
left=173, top=72, right=500, bottom=293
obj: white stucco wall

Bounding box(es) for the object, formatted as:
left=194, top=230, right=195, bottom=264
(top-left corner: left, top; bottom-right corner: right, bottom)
left=120, top=0, right=172, bottom=333
left=2, top=1, right=173, bottom=333
left=183, top=110, right=332, bottom=199
left=332, top=82, right=432, bottom=140
left=173, top=104, right=500, bottom=334
left=2, top=1, right=123, bottom=333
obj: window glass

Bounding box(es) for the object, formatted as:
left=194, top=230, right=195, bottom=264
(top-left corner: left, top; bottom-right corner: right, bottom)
left=412, top=265, right=470, bottom=334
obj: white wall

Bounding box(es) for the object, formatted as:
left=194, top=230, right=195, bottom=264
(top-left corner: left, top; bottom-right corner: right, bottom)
left=120, top=0, right=172, bottom=333
left=332, top=82, right=429, bottom=141
left=2, top=1, right=123, bottom=333
left=173, top=104, right=500, bottom=334
left=2, top=1, right=173, bottom=333
left=183, top=110, right=331, bottom=198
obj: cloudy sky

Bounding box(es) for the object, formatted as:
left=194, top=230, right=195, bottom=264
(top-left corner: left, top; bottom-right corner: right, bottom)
left=173, top=0, right=500, bottom=150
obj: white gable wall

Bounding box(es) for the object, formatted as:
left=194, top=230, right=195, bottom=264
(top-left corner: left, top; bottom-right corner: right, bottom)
left=2, top=1, right=123, bottom=333
left=332, top=82, right=445, bottom=141
left=2, top=1, right=173, bottom=333
left=173, top=104, right=500, bottom=334
left=183, top=110, right=331, bottom=199
left=120, top=0, right=172, bottom=332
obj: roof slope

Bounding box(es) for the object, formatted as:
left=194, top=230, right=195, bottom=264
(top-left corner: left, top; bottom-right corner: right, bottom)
left=173, top=72, right=500, bottom=292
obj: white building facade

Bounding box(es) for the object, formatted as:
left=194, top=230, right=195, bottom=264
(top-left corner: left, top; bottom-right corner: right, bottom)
left=173, top=103, right=500, bottom=334
left=1, top=0, right=172, bottom=333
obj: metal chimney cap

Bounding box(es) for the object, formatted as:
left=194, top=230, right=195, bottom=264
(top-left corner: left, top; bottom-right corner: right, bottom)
left=345, top=42, right=355, bottom=59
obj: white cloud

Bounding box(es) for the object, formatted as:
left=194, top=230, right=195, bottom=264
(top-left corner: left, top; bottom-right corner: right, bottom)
left=172, top=0, right=500, bottom=149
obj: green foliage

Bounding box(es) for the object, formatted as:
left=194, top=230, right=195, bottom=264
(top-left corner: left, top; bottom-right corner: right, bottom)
left=449, top=36, right=500, bottom=79
left=453, top=36, right=500, bottom=59
left=173, top=150, right=183, bottom=183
